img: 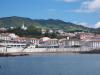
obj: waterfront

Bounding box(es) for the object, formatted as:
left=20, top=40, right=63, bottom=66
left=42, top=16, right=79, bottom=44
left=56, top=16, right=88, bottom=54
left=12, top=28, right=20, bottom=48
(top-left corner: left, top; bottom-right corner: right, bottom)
left=0, top=54, right=100, bottom=75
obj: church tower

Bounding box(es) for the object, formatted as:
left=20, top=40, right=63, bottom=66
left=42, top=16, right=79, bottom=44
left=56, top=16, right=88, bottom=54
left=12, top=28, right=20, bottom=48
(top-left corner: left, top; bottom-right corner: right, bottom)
left=21, top=22, right=27, bottom=30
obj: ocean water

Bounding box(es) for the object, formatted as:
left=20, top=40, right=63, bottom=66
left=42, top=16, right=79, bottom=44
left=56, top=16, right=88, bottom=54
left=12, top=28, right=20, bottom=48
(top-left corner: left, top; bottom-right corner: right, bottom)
left=0, top=54, right=100, bottom=75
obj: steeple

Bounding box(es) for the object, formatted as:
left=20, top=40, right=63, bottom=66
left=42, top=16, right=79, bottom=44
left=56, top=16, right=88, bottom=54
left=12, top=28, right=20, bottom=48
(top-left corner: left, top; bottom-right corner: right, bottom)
left=21, top=22, right=27, bottom=30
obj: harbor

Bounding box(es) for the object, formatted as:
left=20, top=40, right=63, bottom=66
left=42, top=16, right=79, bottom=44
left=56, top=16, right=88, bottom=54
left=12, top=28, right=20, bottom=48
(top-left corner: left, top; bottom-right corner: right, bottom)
left=0, top=32, right=100, bottom=56
left=0, top=45, right=100, bottom=56
left=0, top=0, right=100, bottom=75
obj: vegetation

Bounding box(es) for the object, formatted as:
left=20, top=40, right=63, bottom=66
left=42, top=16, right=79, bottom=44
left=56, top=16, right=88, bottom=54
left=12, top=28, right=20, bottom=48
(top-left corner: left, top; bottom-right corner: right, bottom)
left=7, top=26, right=42, bottom=38
left=0, top=16, right=100, bottom=38
left=7, top=25, right=58, bottom=38
left=0, top=16, right=92, bottom=32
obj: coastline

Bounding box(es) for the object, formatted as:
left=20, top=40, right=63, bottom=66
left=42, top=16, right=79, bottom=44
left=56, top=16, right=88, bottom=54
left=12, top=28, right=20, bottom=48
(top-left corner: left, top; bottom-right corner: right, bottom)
left=0, top=50, right=100, bottom=57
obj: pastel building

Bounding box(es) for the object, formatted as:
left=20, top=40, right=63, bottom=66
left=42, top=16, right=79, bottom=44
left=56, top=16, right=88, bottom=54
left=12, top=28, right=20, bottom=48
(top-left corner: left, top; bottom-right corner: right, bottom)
left=0, top=33, right=19, bottom=41
left=38, top=37, right=59, bottom=48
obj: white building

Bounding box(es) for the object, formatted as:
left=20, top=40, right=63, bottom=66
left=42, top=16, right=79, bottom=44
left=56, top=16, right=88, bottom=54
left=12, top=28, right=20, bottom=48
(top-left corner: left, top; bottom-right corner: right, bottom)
left=0, top=27, right=7, bottom=31
left=39, top=37, right=59, bottom=48
left=0, top=33, right=19, bottom=41
left=30, top=38, right=39, bottom=45
left=41, top=29, right=46, bottom=34
left=21, top=22, right=27, bottom=30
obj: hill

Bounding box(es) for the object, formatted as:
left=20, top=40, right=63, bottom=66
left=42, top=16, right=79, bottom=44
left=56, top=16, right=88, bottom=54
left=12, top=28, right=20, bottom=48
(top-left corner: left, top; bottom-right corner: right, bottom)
left=0, top=16, right=93, bottom=32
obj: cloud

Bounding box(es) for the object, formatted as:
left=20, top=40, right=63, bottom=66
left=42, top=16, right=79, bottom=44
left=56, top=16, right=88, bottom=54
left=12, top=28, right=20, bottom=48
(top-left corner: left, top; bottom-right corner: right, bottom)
left=78, top=22, right=100, bottom=28
left=65, top=0, right=100, bottom=13
left=75, top=0, right=100, bottom=13
left=64, top=0, right=79, bottom=2
left=78, top=22, right=88, bottom=26
left=87, top=0, right=100, bottom=11
left=73, top=22, right=93, bottom=28
left=95, top=22, right=100, bottom=28
left=56, top=0, right=79, bottom=3
left=69, top=9, right=92, bottom=13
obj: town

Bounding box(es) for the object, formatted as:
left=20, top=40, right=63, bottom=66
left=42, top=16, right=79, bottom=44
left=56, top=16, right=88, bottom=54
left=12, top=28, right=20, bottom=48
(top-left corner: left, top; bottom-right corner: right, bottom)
left=0, top=23, right=100, bottom=54
left=0, top=0, right=100, bottom=75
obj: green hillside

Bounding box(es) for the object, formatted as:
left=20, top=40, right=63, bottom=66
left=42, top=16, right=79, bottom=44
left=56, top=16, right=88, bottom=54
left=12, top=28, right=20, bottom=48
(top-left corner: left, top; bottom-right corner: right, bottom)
left=0, top=16, right=93, bottom=32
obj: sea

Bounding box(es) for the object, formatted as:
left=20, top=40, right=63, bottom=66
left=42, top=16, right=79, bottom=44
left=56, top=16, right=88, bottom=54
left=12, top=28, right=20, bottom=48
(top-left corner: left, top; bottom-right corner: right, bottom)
left=0, top=54, right=100, bottom=75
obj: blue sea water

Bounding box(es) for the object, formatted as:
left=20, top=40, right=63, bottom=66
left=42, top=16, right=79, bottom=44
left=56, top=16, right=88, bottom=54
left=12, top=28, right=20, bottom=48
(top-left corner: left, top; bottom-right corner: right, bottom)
left=0, top=54, right=100, bottom=75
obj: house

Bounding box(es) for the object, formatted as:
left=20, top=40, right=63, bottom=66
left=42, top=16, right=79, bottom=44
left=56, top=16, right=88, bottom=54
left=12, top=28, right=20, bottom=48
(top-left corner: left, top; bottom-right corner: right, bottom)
left=77, top=33, right=95, bottom=41
left=0, top=27, right=7, bottom=32
left=30, top=38, right=39, bottom=45
left=38, top=37, right=59, bottom=48
left=0, top=33, right=19, bottom=41
left=41, top=29, right=46, bottom=34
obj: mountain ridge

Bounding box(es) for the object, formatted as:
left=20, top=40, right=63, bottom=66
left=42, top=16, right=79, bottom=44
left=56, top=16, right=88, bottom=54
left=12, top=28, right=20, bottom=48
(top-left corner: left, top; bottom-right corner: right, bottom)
left=0, top=16, right=96, bottom=32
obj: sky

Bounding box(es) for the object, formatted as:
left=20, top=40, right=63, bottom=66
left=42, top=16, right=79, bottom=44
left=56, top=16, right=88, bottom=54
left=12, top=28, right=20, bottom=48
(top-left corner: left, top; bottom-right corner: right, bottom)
left=0, top=0, right=100, bottom=28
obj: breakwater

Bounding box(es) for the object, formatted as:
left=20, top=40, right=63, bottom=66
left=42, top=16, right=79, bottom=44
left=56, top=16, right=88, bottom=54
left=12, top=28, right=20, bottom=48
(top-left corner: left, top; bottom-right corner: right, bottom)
left=0, top=47, right=100, bottom=56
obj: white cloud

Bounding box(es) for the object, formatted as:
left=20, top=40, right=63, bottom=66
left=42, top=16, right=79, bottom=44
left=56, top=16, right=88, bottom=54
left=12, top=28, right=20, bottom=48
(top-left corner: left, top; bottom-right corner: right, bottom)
left=64, top=0, right=79, bottom=2
left=74, top=22, right=93, bottom=28
left=87, top=0, right=100, bottom=11
left=65, top=0, right=100, bottom=13
left=78, top=22, right=91, bottom=27
left=56, top=0, right=79, bottom=2
left=78, top=22, right=88, bottom=26
left=72, top=9, right=92, bottom=13
left=95, top=22, right=100, bottom=28
left=75, top=0, right=100, bottom=13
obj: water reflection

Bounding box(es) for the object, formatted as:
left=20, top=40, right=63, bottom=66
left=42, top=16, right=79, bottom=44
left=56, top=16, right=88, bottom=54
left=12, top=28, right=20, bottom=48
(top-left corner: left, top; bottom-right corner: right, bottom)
left=0, top=65, right=2, bottom=68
